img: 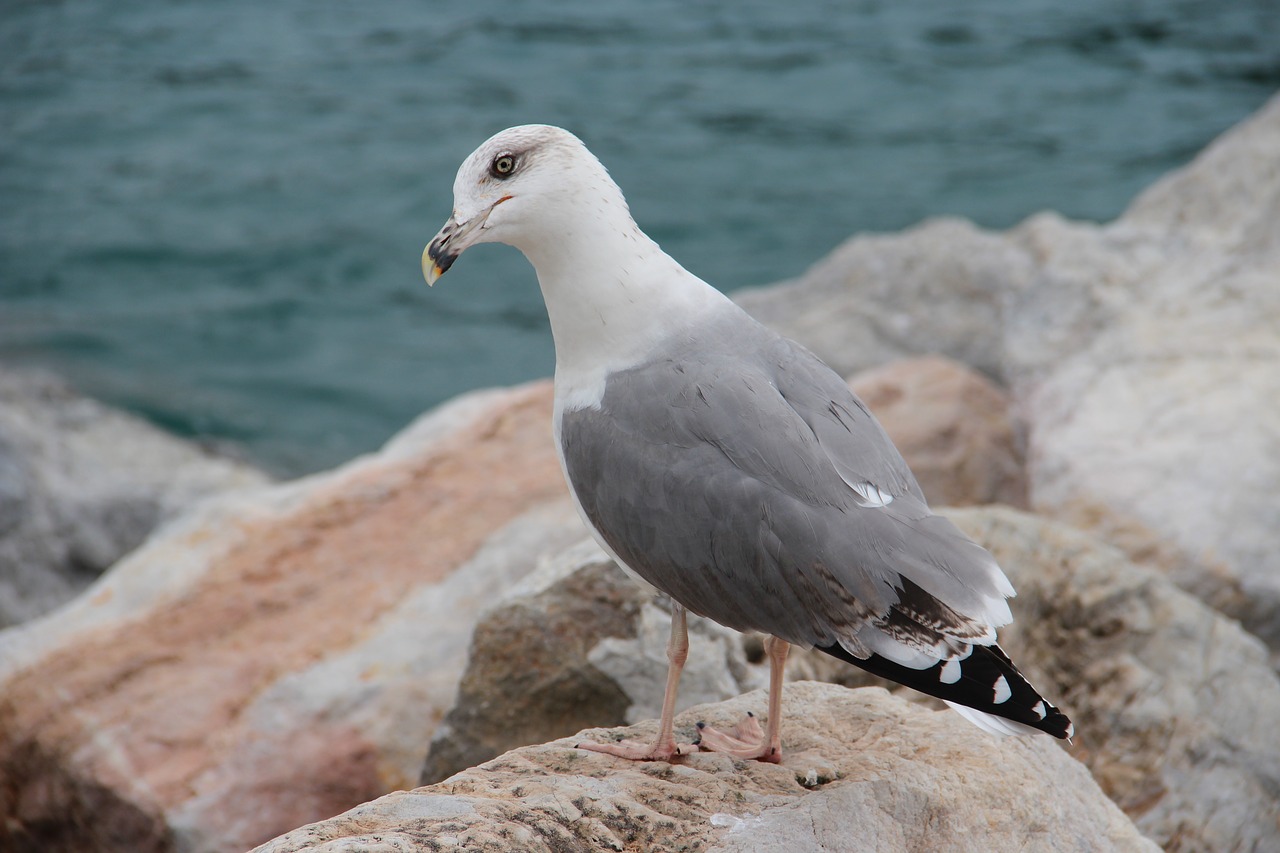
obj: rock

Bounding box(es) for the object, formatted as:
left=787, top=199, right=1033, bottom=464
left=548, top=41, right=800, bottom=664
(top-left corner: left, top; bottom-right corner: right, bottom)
left=419, top=541, right=645, bottom=785
left=1003, top=94, right=1280, bottom=652
left=428, top=501, right=1280, bottom=852
left=257, top=683, right=1158, bottom=853
left=734, top=217, right=1033, bottom=381
left=421, top=540, right=762, bottom=785
left=948, top=506, right=1280, bottom=853
left=0, top=381, right=582, bottom=853
left=848, top=356, right=1027, bottom=508
left=0, top=367, right=269, bottom=628
left=734, top=94, right=1280, bottom=654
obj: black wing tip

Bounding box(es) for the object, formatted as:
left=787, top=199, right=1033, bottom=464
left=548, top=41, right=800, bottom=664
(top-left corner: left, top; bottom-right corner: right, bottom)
left=1041, top=708, right=1075, bottom=740
left=816, top=641, right=1074, bottom=739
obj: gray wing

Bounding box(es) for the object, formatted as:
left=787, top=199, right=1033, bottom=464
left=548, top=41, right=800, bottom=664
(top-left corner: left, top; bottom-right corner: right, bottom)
left=560, top=320, right=1013, bottom=662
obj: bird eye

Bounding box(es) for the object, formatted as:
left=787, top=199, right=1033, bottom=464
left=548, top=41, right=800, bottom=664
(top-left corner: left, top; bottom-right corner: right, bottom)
left=491, top=154, right=516, bottom=177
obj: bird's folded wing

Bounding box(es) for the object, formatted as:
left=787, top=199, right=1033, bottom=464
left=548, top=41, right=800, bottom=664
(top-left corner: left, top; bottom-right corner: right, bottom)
left=560, top=335, right=1014, bottom=662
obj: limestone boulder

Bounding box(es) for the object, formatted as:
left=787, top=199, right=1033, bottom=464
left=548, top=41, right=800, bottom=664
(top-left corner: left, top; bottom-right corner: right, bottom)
left=258, top=683, right=1158, bottom=853
left=949, top=506, right=1280, bottom=853
left=848, top=356, right=1027, bottom=508
left=0, top=381, right=580, bottom=853
left=1004, top=95, right=1280, bottom=652
left=0, top=367, right=268, bottom=628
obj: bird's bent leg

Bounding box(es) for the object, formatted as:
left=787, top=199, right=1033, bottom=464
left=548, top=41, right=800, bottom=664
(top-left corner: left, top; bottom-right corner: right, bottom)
left=696, top=634, right=789, bottom=763
left=576, top=603, right=699, bottom=761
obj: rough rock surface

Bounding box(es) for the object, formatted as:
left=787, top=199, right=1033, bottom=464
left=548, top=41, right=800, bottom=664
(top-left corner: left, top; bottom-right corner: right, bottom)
left=424, top=504, right=1280, bottom=853
left=848, top=356, right=1027, bottom=508
left=421, top=541, right=762, bottom=785
left=949, top=506, right=1280, bottom=853
left=259, top=683, right=1157, bottom=853
left=0, top=367, right=268, bottom=628
left=739, top=94, right=1280, bottom=653
left=0, top=382, right=578, bottom=853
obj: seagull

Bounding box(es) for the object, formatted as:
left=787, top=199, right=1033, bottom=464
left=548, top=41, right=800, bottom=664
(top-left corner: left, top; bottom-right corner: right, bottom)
left=423, top=125, right=1073, bottom=762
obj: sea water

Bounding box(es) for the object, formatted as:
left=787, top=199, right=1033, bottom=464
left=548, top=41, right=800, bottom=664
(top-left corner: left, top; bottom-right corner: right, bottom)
left=2, top=0, right=1275, bottom=474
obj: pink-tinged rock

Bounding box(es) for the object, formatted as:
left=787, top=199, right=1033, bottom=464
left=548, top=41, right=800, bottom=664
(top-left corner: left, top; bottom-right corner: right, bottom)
left=0, top=381, right=583, bottom=852
left=849, top=356, right=1027, bottom=508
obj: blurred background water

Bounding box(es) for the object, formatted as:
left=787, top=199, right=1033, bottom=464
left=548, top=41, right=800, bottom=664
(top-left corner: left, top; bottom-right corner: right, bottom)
left=2, top=0, right=1276, bottom=475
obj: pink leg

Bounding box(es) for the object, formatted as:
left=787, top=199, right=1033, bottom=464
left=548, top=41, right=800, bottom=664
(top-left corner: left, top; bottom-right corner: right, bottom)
left=577, top=603, right=699, bottom=761
left=696, top=635, right=789, bottom=763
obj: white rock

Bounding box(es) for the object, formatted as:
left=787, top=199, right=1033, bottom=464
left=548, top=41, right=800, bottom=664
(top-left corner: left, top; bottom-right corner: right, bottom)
left=1006, top=95, right=1280, bottom=651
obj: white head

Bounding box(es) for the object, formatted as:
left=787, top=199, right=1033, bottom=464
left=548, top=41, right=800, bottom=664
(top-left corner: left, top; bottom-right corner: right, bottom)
left=423, top=125, right=630, bottom=285
left=422, top=124, right=727, bottom=389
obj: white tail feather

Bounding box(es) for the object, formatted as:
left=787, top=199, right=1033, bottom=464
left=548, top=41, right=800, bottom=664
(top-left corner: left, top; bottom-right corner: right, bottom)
left=944, top=701, right=1048, bottom=737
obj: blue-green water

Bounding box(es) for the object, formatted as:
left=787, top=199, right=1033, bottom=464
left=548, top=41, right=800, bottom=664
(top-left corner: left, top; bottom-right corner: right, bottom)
left=2, top=1, right=1276, bottom=475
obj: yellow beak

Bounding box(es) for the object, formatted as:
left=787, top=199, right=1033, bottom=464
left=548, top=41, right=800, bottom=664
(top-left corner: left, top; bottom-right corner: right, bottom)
left=422, top=196, right=513, bottom=286
left=422, top=245, right=445, bottom=287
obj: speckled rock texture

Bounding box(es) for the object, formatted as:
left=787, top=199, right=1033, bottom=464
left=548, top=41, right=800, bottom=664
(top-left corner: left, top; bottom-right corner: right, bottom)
left=259, top=683, right=1158, bottom=853
left=949, top=507, right=1280, bottom=853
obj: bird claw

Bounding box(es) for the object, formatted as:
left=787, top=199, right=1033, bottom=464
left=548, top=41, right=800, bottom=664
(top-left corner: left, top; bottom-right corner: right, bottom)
left=576, top=737, right=699, bottom=762
left=695, top=713, right=782, bottom=763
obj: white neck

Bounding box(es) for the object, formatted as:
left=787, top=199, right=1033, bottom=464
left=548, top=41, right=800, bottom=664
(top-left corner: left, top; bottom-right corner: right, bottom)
left=513, top=202, right=731, bottom=411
